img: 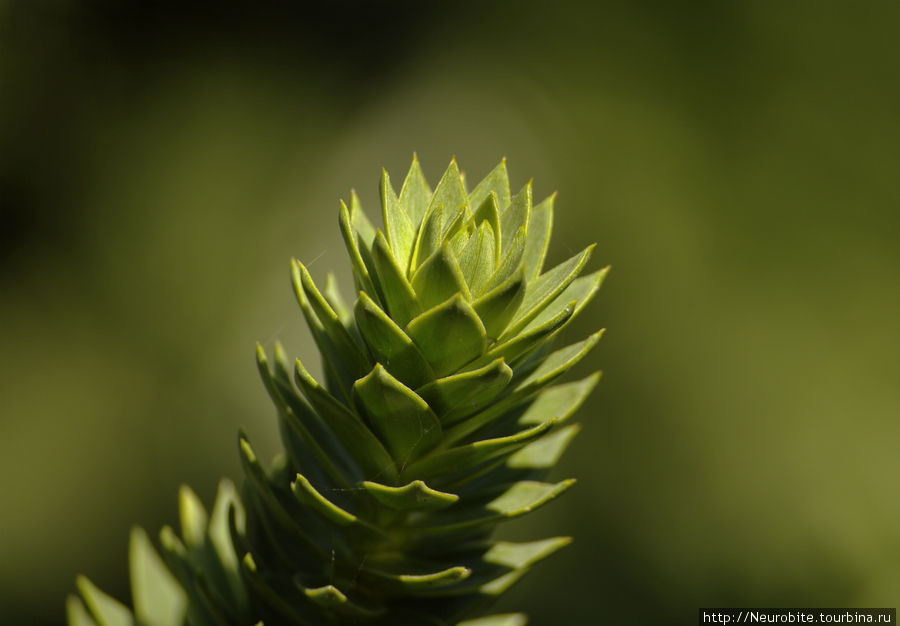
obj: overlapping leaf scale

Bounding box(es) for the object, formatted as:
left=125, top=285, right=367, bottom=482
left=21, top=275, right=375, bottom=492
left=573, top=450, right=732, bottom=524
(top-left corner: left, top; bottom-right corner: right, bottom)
left=69, top=158, right=604, bottom=626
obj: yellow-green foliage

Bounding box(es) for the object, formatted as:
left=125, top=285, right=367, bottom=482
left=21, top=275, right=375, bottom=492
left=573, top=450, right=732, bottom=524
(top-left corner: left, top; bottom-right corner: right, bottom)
left=68, top=158, right=606, bottom=626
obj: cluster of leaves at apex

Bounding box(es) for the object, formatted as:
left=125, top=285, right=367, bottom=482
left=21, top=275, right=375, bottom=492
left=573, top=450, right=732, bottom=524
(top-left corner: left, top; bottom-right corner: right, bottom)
left=67, top=157, right=608, bottom=626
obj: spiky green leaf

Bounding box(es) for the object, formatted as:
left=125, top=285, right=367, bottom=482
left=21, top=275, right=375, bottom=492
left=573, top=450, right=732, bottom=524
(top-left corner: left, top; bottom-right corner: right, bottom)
left=399, top=154, right=432, bottom=230
left=499, top=182, right=531, bottom=258
left=458, top=221, right=496, bottom=295
left=428, top=158, right=469, bottom=239
left=352, top=364, right=443, bottom=467
left=502, top=244, right=595, bottom=337
left=401, top=419, right=556, bottom=483
left=294, top=360, right=398, bottom=482
left=522, top=194, right=554, bottom=281
left=411, top=241, right=471, bottom=310
left=508, top=424, right=581, bottom=469
left=406, top=295, right=487, bottom=377
left=371, top=230, right=423, bottom=327
left=468, top=159, right=511, bottom=216
left=382, top=169, right=416, bottom=273
left=418, top=358, right=513, bottom=425
left=472, top=266, right=526, bottom=340
left=484, top=226, right=526, bottom=293
left=353, top=290, right=435, bottom=388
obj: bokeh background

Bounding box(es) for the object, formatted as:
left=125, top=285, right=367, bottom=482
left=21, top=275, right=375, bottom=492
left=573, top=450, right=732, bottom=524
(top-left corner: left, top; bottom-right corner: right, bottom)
left=2, top=1, right=899, bottom=624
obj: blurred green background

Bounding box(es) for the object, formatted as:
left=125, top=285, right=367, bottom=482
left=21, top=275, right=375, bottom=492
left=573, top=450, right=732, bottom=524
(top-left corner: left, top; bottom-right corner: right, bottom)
left=2, top=1, right=899, bottom=624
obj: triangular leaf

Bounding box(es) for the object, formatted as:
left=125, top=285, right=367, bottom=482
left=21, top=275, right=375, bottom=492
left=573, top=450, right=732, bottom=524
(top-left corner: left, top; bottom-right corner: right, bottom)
left=515, top=268, right=608, bottom=340
left=323, top=273, right=352, bottom=327
left=371, top=230, right=423, bottom=327
left=257, top=344, right=361, bottom=486
left=503, top=244, right=595, bottom=337
left=468, top=159, right=511, bottom=215
left=457, top=221, right=496, bottom=296
left=400, top=420, right=556, bottom=483
left=522, top=193, right=554, bottom=281
left=353, top=364, right=443, bottom=467
left=406, top=295, right=487, bottom=377
left=411, top=241, right=471, bottom=309
left=382, top=169, right=416, bottom=274
left=294, top=359, right=398, bottom=482
left=484, top=536, right=572, bottom=570
left=483, top=226, right=526, bottom=293
left=499, top=182, right=531, bottom=258
left=349, top=190, right=376, bottom=248
left=410, top=203, right=442, bottom=273
left=443, top=334, right=602, bottom=445
left=339, top=200, right=380, bottom=302
left=472, top=266, right=526, bottom=341
left=508, top=424, right=581, bottom=469
left=417, top=358, right=513, bottom=425
left=353, top=290, right=435, bottom=388
left=470, top=191, right=502, bottom=263
left=294, top=260, right=370, bottom=378
left=408, top=480, right=574, bottom=536
left=428, top=159, right=469, bottom=239
left=518, top=373, right=600, bottom=426
left=398, top=154, right=432, bottom=230
left=469, top=301, right=574, bottom=370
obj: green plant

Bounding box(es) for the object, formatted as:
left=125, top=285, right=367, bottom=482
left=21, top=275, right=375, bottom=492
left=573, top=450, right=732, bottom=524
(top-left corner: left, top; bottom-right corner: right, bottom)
left=67, top=157, right=607, bottom=626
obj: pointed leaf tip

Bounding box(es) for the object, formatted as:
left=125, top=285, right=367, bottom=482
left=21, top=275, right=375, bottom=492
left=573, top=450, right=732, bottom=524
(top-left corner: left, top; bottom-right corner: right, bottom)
left=406, top=294, right=487, bottom=377
left=399, top=155, right=432, bottom=230
left=353, top=364, right=442, bottom=466
left=382, top=168, right=416, bottom=273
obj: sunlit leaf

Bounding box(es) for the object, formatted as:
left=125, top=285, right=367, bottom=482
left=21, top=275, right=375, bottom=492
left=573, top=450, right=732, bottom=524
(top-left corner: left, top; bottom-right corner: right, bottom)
left=406, top=295, right=487, bottom=377
left=411, top=241, right=471, bottom=310
left=522, top=193, right=553, bottom=281
left=399, top=154, right=432, bottom=230
left=458, top=221, right=496, bottom=295
left=371, top=230, right=423, bottom=327
left=468, top=159, right=511, bottom=215
left=353, top=290, right=435, bottom=388
left=382, top=168, right=416, bottom=273
left=352, top=364, right=443, bottom=467
left=499, top=182, right=531, bottom=258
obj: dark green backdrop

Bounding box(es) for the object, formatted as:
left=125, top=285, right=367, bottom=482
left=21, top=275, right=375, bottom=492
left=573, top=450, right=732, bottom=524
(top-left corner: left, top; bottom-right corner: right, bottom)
left=2, top=1, right=899, bottom=624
